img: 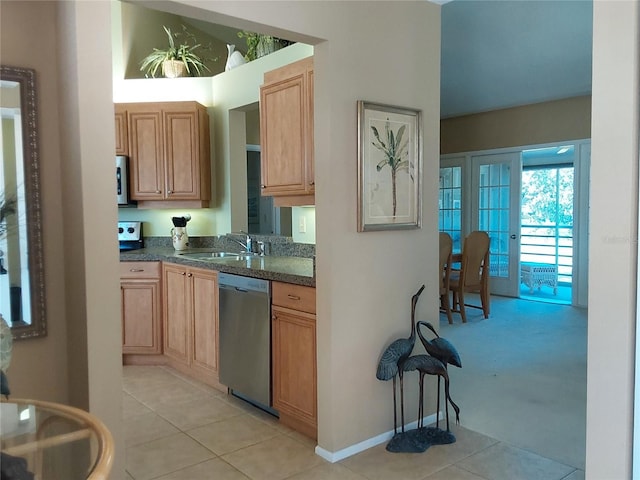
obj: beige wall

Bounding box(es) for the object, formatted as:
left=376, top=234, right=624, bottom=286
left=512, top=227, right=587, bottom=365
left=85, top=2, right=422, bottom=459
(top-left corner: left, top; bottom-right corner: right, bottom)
left=441, top=95, right=592, bottom=154
left=56, top=0, right=125, bottom=473
left=0, top=1, right=70, bottom=403
left=587, top=2, right=639, bottom=478
left=0, top=0, right=124, bottom=472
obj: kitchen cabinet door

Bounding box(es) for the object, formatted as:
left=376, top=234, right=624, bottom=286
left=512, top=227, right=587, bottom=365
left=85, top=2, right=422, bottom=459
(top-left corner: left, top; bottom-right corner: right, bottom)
left=260, top=56, right=314, bottom=204
left=120, top=261, right=162, bottom=355
left=128, top=107, right=164, bottom=201
left=190, top=267, right=219, bottom=377
left=163, top=107, right=209, bottom=201
left=272, top=305, right=317, bottom=439
left=271, top=281, right=317, bottom=439
left=121, top=280, right=161, bottom=354
left=162, top=263, right=220, bottom=387
left=114, top=105, right=128, bottom=156
left=163, top=263, right=190, bottom=366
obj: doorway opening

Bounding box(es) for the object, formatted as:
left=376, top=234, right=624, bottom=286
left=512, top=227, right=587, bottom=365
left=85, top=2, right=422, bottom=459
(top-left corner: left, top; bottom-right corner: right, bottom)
left=440, top=141, right=587, bottom=306
left=520, top=146, right=574, bottom=305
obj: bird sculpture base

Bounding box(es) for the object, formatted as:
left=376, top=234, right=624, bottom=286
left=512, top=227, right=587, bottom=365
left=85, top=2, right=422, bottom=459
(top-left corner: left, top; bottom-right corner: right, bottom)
left=386, top=427, right=456, bottom=453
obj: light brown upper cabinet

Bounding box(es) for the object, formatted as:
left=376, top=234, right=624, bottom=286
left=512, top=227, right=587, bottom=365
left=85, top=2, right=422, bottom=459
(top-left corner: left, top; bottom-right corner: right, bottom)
left=117, top=101, right=211, bottom=209
left=260, top=56, right=314, bottom=207
left=114, top=104, right=128, bottom=156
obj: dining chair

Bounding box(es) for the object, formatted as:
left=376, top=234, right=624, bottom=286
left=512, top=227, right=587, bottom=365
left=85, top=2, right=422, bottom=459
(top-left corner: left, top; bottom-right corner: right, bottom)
left=439, top=232, right=453, bottom=324
left=449, top=230, right=490, bottom=322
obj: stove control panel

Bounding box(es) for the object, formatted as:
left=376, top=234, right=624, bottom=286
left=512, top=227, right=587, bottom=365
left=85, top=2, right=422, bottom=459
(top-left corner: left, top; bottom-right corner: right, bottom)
left=118, top=221, right=143, bottom=251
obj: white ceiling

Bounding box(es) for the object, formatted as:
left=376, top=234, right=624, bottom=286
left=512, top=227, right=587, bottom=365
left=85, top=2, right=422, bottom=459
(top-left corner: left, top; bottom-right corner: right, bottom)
left=440, top=0, right=593, bottom=118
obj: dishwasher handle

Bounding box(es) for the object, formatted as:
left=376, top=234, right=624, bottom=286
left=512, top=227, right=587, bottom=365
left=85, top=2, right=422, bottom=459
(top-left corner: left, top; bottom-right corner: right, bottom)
left=219, top=283, right=270, bottom=298
left=219, top=284, right=251, bottom=293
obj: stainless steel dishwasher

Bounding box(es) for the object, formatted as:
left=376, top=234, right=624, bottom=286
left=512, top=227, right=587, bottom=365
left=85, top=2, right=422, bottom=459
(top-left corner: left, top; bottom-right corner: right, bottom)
left=218, top=273, right=275, bottom=414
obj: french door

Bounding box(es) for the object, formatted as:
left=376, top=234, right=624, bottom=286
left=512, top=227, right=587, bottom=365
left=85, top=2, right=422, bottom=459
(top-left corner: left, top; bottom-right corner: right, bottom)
left=471, top=152, right=522, bottom=297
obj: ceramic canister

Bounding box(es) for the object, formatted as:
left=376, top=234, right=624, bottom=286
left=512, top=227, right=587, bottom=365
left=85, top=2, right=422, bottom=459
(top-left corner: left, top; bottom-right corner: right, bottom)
left=171, top=227, right=189, bottom=251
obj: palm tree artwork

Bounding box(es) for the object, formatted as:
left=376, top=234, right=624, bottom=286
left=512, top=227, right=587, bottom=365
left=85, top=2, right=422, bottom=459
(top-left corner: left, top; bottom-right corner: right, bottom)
left=370, top=119, right=413, bottom=218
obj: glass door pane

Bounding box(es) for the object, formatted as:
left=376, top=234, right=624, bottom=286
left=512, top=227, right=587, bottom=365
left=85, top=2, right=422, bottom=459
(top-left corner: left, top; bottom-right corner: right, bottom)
left=439, top=165, right=463, bottom=252
left=471, top=152, right=521, bottom=296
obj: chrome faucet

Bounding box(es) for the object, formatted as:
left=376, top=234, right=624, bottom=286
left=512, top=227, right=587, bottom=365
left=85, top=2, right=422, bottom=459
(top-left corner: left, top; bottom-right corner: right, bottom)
left=225, top=232, right=253, bottom=253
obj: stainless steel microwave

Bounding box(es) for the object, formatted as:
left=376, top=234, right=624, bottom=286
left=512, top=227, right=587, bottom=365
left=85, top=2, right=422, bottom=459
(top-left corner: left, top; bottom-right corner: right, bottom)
left=116, top=155, right=129, bottom=205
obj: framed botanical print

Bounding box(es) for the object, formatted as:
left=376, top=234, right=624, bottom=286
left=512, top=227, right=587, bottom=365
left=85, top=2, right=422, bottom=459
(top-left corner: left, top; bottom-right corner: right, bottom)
left=357, top=101, right=422, bottom=231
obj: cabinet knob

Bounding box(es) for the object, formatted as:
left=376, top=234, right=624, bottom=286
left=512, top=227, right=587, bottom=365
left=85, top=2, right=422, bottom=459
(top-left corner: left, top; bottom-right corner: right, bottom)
left=181, top=271, right=186, bottom=276
left=167, top=190, right=173, bottom=195
left=187, top=273, right=192, bottom=277
left=287, top=294, right=301, bottom=300
left=260, top=185, right=266, bottom=189
left=155, top=190, right=161, bottom=194
left=309, top=181, right=315, bottom=186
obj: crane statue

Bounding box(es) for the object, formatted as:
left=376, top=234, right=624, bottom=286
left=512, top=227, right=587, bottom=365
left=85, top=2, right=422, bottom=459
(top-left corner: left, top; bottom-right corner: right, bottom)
left=403, top=354, right=460, bottom=432
left=376, top=285, right=425, bottom=434
left=416, top=321, right=461, bottom=430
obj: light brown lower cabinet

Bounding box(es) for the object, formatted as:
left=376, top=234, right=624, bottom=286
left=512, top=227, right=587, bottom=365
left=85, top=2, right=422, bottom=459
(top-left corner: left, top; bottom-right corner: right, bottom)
left=271, top=282, right=317, bottom=439
left=163, top=262, right=221, bottom=389
left=120, top=261, right=162, bottom=355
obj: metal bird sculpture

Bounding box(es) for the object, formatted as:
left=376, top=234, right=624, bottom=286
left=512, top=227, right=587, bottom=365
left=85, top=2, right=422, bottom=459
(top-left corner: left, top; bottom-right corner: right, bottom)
left=416, top=321, right=461, bottom=429
left=416, top=321, right=461, bottom=368
left=376, top=285, right=425, bottom=434
left=403, top=354, right=460, bottom=431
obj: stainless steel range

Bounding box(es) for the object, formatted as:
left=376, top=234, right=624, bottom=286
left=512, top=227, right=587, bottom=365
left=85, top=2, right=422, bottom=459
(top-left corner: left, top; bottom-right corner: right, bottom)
left=118, top=221, right=144, bottom=251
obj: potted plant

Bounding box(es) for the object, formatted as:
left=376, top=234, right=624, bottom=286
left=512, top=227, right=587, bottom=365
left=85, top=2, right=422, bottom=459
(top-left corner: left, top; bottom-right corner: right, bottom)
left=236, top=31, right=293, bottom=62
left=140, top=25, right=216, bottom=78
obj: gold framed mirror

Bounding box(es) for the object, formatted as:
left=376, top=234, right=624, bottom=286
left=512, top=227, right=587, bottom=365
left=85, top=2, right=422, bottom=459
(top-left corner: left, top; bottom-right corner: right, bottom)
left=0, top=65, right=46, bottom=339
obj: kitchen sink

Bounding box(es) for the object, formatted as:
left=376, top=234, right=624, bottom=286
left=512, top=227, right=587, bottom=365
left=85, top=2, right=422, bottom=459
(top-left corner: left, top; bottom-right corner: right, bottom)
left=178, top=251, right=259, bottom=261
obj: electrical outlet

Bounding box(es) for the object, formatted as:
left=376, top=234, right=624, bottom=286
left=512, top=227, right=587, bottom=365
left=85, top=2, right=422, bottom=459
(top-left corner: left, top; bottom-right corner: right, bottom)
left=299, top=216, right=307, bottom=233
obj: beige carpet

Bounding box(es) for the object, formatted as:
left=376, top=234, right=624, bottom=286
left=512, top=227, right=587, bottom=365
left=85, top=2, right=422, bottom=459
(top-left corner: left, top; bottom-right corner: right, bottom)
left=437, top=294, right=587, bottom=471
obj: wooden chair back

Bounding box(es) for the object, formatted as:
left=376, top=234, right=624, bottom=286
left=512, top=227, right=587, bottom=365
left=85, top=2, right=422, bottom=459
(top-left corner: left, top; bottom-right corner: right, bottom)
left=461, top=230, right=490, bottom=288
left=449, top=230, right=490, bottom=321
left=439, top=232, right=453, bottom=293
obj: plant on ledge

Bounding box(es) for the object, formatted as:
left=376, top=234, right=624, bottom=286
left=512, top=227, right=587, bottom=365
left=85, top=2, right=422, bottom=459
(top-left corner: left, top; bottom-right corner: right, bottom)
left=140, top=25, right=218, bottom=78
left=236, top=31, right=293, bottom=62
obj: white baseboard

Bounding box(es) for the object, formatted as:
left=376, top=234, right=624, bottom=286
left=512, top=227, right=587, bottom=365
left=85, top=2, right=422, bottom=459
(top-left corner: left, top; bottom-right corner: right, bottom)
left=315, top=411, right=442, bottom=463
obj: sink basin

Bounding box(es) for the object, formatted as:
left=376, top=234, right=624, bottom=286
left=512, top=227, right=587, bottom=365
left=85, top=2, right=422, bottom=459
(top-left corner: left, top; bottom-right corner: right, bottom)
left=211, top=252, right=243, bottom=258
left=178, top=251, right=240, bottom=260
left=178, top=251, right=260, bottom=261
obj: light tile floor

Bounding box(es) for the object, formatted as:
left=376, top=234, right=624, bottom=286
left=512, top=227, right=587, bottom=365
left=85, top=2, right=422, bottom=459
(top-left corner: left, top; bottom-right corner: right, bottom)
left=123, top=365, right=584, bottom=480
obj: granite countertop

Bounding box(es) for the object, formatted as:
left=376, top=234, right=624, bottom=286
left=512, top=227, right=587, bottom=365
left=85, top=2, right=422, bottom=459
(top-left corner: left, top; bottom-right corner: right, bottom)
left=120, top=247, right=315, bottom=287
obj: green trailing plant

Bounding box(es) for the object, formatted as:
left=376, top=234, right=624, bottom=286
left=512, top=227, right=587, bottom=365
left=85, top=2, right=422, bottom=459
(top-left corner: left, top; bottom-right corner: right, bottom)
left=140, top=25, right=217, bottom=78
left=371, top=120, right=411, bottom=217
left=236, top=31, right=293, bottom=62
